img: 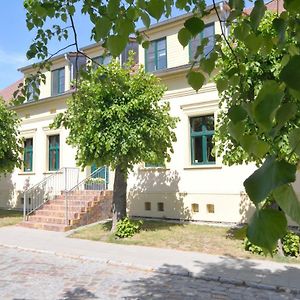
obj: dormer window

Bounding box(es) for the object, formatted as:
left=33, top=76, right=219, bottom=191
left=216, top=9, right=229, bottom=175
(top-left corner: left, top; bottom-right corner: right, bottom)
left=51, top=67, right=65, bottom=96
left=92, top=55, right=112, bottom=69
left=189, top=23, right=215, bottom=61
left=145, top=38, right=167, bottom=72
left=27, top=80, right=39, bottom=102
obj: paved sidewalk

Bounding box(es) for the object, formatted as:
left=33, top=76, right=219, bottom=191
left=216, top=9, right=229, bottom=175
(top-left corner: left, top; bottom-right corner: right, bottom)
left=0, top=226, right=300, bottom=294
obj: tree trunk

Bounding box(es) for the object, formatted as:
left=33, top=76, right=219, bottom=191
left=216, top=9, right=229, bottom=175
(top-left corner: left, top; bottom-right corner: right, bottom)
left=111, top=165, right=127, bottom=232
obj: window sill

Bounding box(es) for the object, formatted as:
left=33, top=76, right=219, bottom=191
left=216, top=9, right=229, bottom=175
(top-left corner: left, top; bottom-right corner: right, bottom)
left=18, top=172, right=35, bottom=175
left=139, top=167, right=170, bottom=171
left=43, top=171, right=61, bottom=175
left=184, top=164, right=222, bottom=170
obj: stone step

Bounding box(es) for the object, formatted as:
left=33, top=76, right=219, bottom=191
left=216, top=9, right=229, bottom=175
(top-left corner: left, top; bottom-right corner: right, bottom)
left=34, top=209, right=79, bottom=218
left=40, top=204, right=87, bottom=212
left=19, top=221, right=73, bottom=232
left=28, top=215, right=68, bottom=225
left=48, top=199, right=94, bottom=206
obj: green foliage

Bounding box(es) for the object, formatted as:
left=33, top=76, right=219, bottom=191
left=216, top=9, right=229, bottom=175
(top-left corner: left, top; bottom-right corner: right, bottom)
left=282, top=231, right=300, bottom=257
left=0, top=99, right=22, bottom=173
left=115, top=217, right=143, bottom=238
left=244, top=231, right=300, bottom=258
left=244, top=237, right=265, bottom=255
left=52, top=57, right=177, bottom=171
left=214, top=11, right=300, bottom=254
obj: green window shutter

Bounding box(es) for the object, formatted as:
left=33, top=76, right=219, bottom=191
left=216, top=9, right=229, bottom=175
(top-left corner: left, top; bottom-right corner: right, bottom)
left=23, top=138, right=33, bottom=172
left=190, top=115, right=215, bottom=165
left=48, top=135, right=60, bottom=171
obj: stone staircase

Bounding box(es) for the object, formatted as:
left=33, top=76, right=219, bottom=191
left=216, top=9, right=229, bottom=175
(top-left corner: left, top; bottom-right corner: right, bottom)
left=19, top=190, right=113, bottom=232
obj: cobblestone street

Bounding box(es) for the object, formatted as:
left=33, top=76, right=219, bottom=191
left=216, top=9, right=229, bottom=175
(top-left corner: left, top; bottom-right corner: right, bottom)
left=0, top=246, right=298, bottom=300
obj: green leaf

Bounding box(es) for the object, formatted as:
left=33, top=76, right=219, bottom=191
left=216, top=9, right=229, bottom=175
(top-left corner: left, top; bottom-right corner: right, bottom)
left=146, top=0, right=164, bottom=20
left=280, top=55, right=300, bottom=92
left=200, top=52, right=218, bottom=75
left=275, top=102, right=297, bottom=131
left=216, top=78, right=228, bottom=93
left=106, top=35, right=128, bottom=56
left=142, top=41, right=150, bottom=49
left=253, top=81, right=284, bottom=132
left=187, top=71, right=205, bottom=91
left=233, top=22, right=251, bottom=41
left=240, top=135, right=269, bottom=158
left=273, top=184, right=300, bottom=225
left=228, top=105, right=247, bottom=124
left=178, top=28, right=192, bottom=48
left=288, top=128, right=300, bottom=156
left=184, top=17, right=205, bottom=37
left=95, top=17, right=112, bottom=41
left=228, top=121, right=245, bottom=141
left=273, top=17, right=286, bottom=44
left=284, top=0, right=300, bottom=13
left=140, top=11, right=151, bottom=28
left=250, top=0, right=266, bottom=30
left=247, top=208, right=287, bottom=254
left=244, top=156, right=296, bottom=206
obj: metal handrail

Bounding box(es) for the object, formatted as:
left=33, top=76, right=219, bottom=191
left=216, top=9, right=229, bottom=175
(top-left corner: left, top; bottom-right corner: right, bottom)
left=66, top=166, right=108, bottom=193
left=23, top=167, right=80, bottom=220
left=64, top=166, right=108, bottom=224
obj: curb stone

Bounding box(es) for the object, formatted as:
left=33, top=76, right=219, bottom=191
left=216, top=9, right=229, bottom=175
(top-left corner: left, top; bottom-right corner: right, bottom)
left=0, top=242, right=299, bottom=296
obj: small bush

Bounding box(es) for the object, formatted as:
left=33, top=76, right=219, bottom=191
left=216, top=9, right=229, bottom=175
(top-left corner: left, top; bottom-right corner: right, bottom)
left=244, top=231, right=300, bottom=257
left=282, top=231, right=300, bottom=257
left=115, top=217, right=143, bottom=238
left=244, top=237, right=265, bottom=255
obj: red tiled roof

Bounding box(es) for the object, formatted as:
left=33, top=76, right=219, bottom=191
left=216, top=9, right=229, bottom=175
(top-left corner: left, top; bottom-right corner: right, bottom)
left=244, top=0, right=284, bottom=15
left=0, top=79, right=23, bottom=104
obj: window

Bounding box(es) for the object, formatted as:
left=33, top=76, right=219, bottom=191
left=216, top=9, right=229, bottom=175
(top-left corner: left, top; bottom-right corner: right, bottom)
left=23, top=138, right=33, bottom=172
left=51, top=68, right=65, bottom=96
left=48, top=135, right=60, bottom=171
left=122, top=41, right=139, bottom=65
left=145, top=202, right=151, bottom=211
left=157, top=202, right=164, bottom=212
left=92, top=55, right=112, bottom=69
left=27, top=81, right=39, bottom=102
left=69, top=55, right=86, bottom=80
left=145, top=38, right=167, bottom=72
left=191, top=203, right=199, bottom=213
left=190, top=115, right=215, bottom=165
left=207, top=204, right=215, bottom=214
left=189, top=23, right=215, bottom=61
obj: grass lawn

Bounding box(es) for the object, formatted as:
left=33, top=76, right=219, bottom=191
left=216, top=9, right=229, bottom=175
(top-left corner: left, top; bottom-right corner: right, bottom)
left=70, top=220, right=300, bottom=264
left=0, top=209, right=23, bottom=227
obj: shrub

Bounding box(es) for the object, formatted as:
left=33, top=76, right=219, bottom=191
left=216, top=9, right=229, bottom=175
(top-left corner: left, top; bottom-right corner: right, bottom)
left=244, top=231, right=300, bottom=257
left=244, top=237, right=265, bottom=255
left=115, top=217, right=143, bottom=238
left=282, top=231, right=300, bottom=257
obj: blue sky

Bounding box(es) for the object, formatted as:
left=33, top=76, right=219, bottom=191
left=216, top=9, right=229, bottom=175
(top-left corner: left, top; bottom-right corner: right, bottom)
left=0, top=1, right=255, bottom=89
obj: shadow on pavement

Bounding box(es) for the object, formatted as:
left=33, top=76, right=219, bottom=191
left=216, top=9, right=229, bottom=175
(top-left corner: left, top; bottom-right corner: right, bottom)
left=59, top=287, right=98, bottom=300
left=124, top=258, right=300, bottom=299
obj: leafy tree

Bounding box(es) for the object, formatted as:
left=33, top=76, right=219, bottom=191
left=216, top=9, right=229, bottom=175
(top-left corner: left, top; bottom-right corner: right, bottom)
left=52, top=58, right=177, bottom=230
left=0, top=98, right=22, bottom=173
left=23, top=0, right=300, bottom=253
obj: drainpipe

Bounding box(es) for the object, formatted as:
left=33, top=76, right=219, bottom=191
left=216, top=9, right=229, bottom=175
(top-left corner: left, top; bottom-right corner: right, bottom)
left=64, top=53, right=73, bottom=86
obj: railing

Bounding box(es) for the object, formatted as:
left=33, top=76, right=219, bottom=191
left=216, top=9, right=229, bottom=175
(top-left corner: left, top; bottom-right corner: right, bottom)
left=64, top=166, right=108, bottom=224
left=23, top=167, right=80, bottom=220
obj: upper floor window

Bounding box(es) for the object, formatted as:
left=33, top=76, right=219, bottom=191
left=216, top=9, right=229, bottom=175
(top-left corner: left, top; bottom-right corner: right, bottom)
left=189, top=23, right=215, bottom=61
left=145, top=38, right=167, bottom=72
left=122, top=41, right=139, bottom=65
left=23, top=138, right=33, bottom=172
left=51, top=68, right=65, bottom=96
left=190, top=115, right=215, bottom=165
left=27, top=81, right=39, bottom=102
left=92, top=55, right=112, bottom=69
left=48, top=135, right=60, bottom=171
left=69, top=55, right=86, bottom=81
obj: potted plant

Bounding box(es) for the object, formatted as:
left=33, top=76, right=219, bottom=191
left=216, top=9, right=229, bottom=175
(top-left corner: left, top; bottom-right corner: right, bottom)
left=84, top=177, right=106, bottom=190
